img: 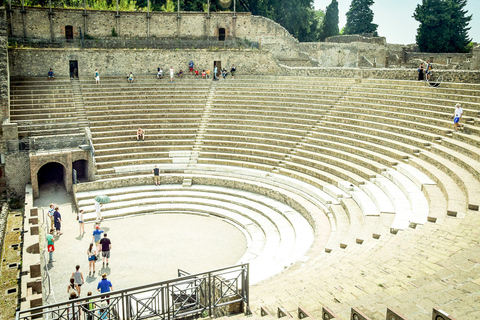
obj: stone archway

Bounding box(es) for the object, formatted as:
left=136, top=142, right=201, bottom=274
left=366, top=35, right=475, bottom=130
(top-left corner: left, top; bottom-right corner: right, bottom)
left=30, top=152, right=73, bottom=198
left=36, top=162, right=66, bottom=197
left=72, top=159, right=88, bottom=183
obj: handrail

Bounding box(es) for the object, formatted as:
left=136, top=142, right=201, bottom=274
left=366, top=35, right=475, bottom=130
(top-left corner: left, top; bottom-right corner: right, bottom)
left=16, top=263, right=249, bottom=320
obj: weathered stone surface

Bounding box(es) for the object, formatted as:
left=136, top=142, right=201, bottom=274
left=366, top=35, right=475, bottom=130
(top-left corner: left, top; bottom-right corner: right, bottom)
left=8, top=48, right=281, bottom=77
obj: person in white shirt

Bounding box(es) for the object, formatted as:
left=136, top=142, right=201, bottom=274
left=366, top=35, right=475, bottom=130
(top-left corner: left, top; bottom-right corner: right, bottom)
left=95, top=201, right=103, bottom=221
left=170, top=66, right=174, bottom=83
left=452, top=103, right=464, bottom=131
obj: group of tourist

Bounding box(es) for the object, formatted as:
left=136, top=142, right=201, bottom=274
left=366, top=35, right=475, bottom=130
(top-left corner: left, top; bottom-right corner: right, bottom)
left=45, top=199, right=114, bottom=318
left=48, top=60, right=236, bottom=84
left=418, top=60, right=433, bottom=81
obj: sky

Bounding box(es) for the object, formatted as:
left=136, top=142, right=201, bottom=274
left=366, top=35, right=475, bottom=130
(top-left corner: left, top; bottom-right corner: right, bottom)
left=313, top=0, right=480, bottom=45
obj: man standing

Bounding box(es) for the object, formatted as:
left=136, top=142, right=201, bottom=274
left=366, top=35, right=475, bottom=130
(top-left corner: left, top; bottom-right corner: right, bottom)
left=452, top=103, right=464, bottom=131
left=153, top=165, right=160, bottom=186
left=425, top=60, right=432, bottom=81
left=230, top=64, right=236, bottom=79
left=92, top=225, right=104, bottom=254
left=97, top=273, right=113, bottom=304
left=189, top=60, right=194, bottom=75
left=94, top=69, right=100, bottom=85
left=95, top=201, right=103, bottom=221
left=99, top=233, right=112, bottom=267
left=214, top=65, right=218, bottom=81
left=53, top=206, right=62, bottom=236
left=170, top=66, right=175, bottom=83
left=46, top=229, right=55, bottom=263
left=47, top=203, right=55, bottom=231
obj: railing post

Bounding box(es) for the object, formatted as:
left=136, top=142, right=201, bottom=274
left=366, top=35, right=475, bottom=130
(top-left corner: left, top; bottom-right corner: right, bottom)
left=208, top=272, right=212, bottom=318
left=245, top=264, right=249, bottom=310
left=166, top=283, right=170, bottom=320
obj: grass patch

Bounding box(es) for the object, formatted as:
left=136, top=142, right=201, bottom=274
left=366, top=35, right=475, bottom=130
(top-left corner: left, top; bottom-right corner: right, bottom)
left=0, top=210, right=24, bottom=320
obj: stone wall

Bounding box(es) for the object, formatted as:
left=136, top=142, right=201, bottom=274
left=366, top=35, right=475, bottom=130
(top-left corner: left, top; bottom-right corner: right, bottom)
left=8, top=48, right=281, bottom=77
left=5, top=152, right=30, bottom=197
left=7, top=7, right=296, bottom=48
left=296, top=42, right=405, bottom=68
left=406, top=52, right=476, bottom=70
left=325, top=34, right=387, bottom=45
left=0, top=8, right=10, bottom=122
left=279, top=66, right=480, bottom=83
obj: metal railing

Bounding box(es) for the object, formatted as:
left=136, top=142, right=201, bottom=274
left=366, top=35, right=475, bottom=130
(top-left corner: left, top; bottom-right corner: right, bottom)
left=7, top=135, right=89, bottom=154
left=16, top=263, right=249, bottom=320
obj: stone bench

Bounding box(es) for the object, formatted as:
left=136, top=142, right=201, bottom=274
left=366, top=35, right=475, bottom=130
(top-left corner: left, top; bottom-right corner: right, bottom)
left=326, top=116, right=439, bottom=149
left=332, top=109, right=452, bottom=137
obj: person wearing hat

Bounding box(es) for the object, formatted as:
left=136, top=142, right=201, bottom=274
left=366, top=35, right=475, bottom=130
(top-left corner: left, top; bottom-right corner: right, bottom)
left=452, top=103, right=464, bottom=131
left=92, top=225, right=104, bottom=256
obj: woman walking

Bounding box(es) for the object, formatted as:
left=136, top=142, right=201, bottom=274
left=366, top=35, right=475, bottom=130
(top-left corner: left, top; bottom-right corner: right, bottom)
left=71, top=265, right=84, bottom=296
left=87, top=243, right=97, bottom=277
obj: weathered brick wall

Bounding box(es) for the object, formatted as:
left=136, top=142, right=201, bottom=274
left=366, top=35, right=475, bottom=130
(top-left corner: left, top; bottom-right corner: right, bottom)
left=8, top=48, right=281, bottom=77
left=0, top=8, right=9, bottom=122
left=280, top=66, right=480, bottom=83
left=297, top=42, right=405, bottom=68
left=7, top=7, right=296, bottom=47
left=325, top=34, right=387, bottom=45
left=5, top=152, right=30, bottom=197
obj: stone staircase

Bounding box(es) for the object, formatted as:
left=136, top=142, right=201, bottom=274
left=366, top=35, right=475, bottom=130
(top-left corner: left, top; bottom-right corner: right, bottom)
left=70, top=78, right=89, bottom=130
left=15, top=75, right=480, bottom=319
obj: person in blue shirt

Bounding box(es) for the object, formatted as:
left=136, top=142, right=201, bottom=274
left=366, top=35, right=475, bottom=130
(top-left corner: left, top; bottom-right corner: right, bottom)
left=97, top=273, right=113, bottom=305
left=97, top=273, right=113, bottom=293
left=189, top=60, right=194, bottom=75
left=92, top=225, right=104, bottom=254
left=48, top=69, right=54, bottom=80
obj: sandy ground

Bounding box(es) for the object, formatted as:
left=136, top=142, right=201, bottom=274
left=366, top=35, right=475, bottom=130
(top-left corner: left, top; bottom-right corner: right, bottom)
left=34, top=182, right=247, bottom=304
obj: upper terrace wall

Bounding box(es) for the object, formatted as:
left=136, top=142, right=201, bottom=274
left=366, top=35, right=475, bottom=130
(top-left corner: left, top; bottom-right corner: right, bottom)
left=7, top=6, right=296, bottom=47
left=8, top=48, right=281, bottom=77
left=0, top=8, right=9, bottom=122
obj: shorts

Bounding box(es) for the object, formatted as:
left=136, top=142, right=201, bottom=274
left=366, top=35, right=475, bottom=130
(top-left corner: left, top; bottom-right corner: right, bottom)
left=95, top=241, right=100, bottom=246
left=76, top=284, right=82, bottom=287
left=231, top=71, right=235, bottom=76
left=88, top=255, right=96, bottom=261
left=154, top=175, right=160, bottom=183
left=79, top=220, right=83, bottom=224
left=102, top=251, right=110, bottom=258
left=54, top=222, right=61, bottom=230
left=95, top=76, right=100, bottom=81
left=454, top=117, right=460, bottom=124
left=189, top=67, right=193, bottom=72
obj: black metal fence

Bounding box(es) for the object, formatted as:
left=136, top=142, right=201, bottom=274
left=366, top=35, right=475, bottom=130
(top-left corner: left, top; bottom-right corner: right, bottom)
left=9, top=37, right=260, bottom=50
left=7, top=135, right=89, bottom=154
left=15, top=264, right=249, bottom=320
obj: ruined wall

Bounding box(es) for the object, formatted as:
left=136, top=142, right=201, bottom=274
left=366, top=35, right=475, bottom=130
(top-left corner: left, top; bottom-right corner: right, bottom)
left=295, top=42, right=405, bottom=68
left=325, top=34, right=387, bottom=45
left=0, top=8, right=9, bottom=121
left=8, top=48, right=281, bottom=77
left=7, top=6, right=296, bottom=47
left=5, top=152, right=30, bottom=196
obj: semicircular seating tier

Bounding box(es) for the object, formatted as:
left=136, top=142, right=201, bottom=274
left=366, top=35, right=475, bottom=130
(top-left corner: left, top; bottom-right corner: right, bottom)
left=11, top=75, right=480, bottom=318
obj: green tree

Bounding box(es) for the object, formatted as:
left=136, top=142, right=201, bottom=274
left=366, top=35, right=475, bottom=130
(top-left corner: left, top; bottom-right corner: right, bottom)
left=319, top=0, right=339, bottom=41
left=237, top=0, right=320, bottom=42
left=413, top=0, right=471, bottom=52
left=344, top=0, right=378, bottom=36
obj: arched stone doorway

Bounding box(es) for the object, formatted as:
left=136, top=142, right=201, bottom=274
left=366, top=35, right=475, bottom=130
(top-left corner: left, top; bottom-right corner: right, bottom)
left=72, top=159, right=88, bottom=183
left=36, top=162, right=66, bottom=196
